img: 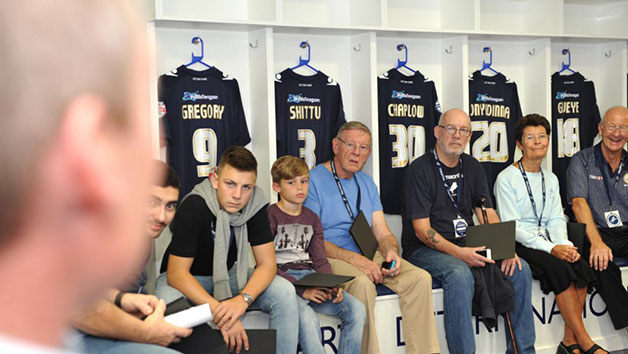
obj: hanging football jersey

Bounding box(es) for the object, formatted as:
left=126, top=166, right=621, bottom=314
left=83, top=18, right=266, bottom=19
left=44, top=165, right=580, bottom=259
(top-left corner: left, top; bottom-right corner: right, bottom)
left=378, top=68, right=441, bottom=214
left=275, top=69, right=346, bottom=169
left=551, top=72, right=600, bottom=206
left=469, top=70, right=523, bottom=201
left=159, top=65, right=251, bottom=196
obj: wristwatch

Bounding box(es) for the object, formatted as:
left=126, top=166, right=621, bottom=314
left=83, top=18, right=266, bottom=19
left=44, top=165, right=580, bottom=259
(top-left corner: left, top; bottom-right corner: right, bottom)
left=240, top=292, right=254, bottom=305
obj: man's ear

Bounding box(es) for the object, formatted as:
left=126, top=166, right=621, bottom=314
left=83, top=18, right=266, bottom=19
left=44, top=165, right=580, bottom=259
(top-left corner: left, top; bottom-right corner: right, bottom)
left=272, top=182, right=281, bottom=194
left=56, top=94, right=114, bottom=215
left=210, top=172, right=219, bottom=189
left=331, top=137, right=340, bottom=155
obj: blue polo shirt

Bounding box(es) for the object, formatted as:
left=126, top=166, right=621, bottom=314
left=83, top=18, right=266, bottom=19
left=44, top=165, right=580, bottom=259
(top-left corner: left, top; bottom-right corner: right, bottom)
left=304, top=164, right=383, bottom=254
left=567, top=143, right=628, bottom=229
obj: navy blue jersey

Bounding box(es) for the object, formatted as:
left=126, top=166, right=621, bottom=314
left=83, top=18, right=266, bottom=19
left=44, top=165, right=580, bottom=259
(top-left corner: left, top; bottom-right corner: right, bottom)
left=378, top=69, right=441, bottom=214
left=468, top=71, right=522, bottom=201
left=159, top=66, right=250, bottom=196
left=551, top=72, right=600, bottom=206
left=274, top=69, right=346, bottom=168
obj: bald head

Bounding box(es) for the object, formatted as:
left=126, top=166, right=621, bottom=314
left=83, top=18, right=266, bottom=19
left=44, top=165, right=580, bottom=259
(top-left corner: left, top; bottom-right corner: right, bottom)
left=439, top=108, right=471, bottom=127
left=601, top=106, right=628, bottom=126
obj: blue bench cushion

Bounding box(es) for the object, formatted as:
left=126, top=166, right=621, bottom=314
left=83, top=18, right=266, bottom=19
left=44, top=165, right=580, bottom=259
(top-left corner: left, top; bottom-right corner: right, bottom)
left=616, top=257, right=628, bottom=267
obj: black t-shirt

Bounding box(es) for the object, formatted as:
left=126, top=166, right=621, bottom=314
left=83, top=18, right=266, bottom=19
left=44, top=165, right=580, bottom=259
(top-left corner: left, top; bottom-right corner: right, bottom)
left=401, top=151, right=492, bottom=258
left=468, top=70, right=522, bottom=202
left=160, top=195, right=273, bottom=275
left=551, top=72, right=600, bottom=207
left=378, top=69, right=441, bottom=215
left=159, top=66, right=251, bottom=197
left=274, top=69, right=346, bottom=169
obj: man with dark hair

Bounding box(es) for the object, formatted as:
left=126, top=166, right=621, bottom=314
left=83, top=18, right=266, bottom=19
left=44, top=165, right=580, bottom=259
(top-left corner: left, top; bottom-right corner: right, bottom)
left=70, top=160, right=193, bottom=353
left=0, top=1, right=154, bottom=352
left=156, top=146, right=298, bottom=354
left=568, top=106, right=628, bottom=331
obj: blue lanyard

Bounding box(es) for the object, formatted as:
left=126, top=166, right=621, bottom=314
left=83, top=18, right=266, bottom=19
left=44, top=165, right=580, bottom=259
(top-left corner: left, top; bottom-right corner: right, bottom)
left=518, top=160, right=545, bottom=228
left=330, top=159, right=361, bottom=221
left=433, top=149, right=463, bottom=217
left=596, top=151, right=625, bottom=209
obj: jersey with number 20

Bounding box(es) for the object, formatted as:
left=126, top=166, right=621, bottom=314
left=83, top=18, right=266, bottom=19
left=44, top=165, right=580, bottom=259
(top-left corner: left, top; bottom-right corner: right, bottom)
left=159, top=65, right=251, bottom=196
left=469, top=70, right=522, bottom=201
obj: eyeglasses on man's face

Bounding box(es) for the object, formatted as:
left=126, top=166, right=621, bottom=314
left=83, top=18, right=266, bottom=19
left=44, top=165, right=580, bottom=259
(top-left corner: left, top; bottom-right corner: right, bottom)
left=604, top=123, right=628, bottom=135
left=337, top=137, right=371, bottom=154
left=438, top=125, right=471, bottom=137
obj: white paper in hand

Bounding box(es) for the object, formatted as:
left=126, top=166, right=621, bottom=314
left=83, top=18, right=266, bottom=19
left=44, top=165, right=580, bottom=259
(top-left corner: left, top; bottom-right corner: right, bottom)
left=164, top=303, right=213, bottom=328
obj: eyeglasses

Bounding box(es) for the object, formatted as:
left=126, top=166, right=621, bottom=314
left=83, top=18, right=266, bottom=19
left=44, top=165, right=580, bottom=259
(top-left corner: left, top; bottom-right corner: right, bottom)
left=604, top=124, right=628, bottom=135
left=438, top=125, right=471, bottom=137
left=337, top=137, right=371, bottom=154
left=523, top=134, right=549, bottom=142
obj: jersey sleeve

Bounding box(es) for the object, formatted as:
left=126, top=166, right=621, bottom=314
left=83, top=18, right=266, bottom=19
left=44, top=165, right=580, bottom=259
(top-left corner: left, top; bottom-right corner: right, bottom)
left=168, top=195, right=207, bottom=258
left=333, top=85, right=347, bottom=135
left=231, top=79, right=251, bottom=146
left=157, top=75, right=171, bottom=147
left=247, top=205, right=273, bottom=246
left=274, top=79, right=286, bottom=157
left=566, top=151, right=589, bottom=202
left=585, top=81, right=601, bottom=146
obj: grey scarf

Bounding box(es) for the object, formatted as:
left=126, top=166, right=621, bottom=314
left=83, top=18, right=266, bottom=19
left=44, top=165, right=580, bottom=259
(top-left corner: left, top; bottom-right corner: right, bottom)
left=187, top=179, right=267, bottom=301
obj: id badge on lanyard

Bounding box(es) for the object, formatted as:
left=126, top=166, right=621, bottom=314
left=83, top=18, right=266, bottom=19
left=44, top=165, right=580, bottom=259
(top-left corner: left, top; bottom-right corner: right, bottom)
left=453, top=217, right=468, bottom=238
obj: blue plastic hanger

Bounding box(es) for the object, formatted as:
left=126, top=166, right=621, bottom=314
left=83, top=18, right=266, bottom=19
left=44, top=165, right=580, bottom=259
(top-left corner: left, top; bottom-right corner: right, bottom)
left=480, top=47, right=500, bottom=75
left=558, top=49, right=576, bottom=75
left=185, top=36, right=212, bottom=69
left=395, top=44, right=416, bottom=73
left=291, top=41, right=318, bottom=73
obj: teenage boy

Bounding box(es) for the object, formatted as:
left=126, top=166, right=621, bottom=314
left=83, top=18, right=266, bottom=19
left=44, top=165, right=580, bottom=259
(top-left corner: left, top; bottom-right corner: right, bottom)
left=270, top=155, right=366, bottom=354
left=71, top=161, right=192, bottom=353
left=155, top=146, right=298, bottom=354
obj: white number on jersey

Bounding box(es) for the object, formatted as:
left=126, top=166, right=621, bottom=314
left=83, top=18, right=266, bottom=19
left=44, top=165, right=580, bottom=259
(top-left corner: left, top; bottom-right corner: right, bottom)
left=471, top=121, right=508, bottom=163
left=193, top=128, right=217, bottom=177
left=556, top=118, right=580, bottom=158
left=298, top=129, right=316, bottom=169
left=389, top=124, right=426, bottom=168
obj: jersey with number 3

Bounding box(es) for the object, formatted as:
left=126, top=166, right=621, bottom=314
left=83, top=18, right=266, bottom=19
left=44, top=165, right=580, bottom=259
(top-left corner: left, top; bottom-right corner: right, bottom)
left=159, top=66, right=251, bottom=196
left=469, top=70, right=522, bottom=201
left=378, top=69, right=441, bottom=214
left=551, top=72, right=600, bottom=206
left=275, top=69, right=346, bottom=169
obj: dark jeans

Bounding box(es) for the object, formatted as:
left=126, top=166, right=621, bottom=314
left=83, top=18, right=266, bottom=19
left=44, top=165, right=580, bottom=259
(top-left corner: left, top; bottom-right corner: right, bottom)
left=584, top=226, right=628, bottom=329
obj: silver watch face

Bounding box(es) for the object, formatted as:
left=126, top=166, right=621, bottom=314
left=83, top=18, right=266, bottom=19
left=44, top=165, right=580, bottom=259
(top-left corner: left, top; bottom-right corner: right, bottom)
left=241, top=292, right=253, bottom=304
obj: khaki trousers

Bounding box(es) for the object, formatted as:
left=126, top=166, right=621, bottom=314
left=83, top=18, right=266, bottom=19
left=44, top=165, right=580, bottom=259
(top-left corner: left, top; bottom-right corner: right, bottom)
left=328, top=251, right=440, bottom=354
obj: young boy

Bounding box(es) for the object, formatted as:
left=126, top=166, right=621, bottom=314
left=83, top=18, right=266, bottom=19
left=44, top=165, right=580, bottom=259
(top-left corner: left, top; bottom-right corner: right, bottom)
left=270, top=156, right=365, bottom=354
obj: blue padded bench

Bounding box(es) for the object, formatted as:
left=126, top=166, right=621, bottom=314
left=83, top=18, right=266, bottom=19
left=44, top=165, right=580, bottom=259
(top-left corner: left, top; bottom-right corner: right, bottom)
left=616, top=256, right=628, bottom=267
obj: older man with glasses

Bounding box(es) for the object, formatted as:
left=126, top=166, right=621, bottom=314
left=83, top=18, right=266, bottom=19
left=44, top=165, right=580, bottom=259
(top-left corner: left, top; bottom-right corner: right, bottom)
left=401, top=109, right=536, bottom=354
left=568, top=106, right=628, bottom=332
left=304, top=121, right=440, bottom=354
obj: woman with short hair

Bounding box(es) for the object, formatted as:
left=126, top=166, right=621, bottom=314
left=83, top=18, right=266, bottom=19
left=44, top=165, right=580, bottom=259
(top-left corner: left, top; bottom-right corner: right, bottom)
left=494, top=114, right=604, bottom=354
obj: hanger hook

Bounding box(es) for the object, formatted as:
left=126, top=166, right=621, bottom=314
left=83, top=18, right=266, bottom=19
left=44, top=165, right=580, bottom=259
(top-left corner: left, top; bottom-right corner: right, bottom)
left=445, top=45, right=453, bottom=54
left=561, top=48, right=571, bottom=69
left=396, top=43, right=408, bottom=67
left=249, top=39, right=258, bottom=49
left=353, top=43, right=361, bottom=52
left=297, top=41, right=311, bottom=67
left=605, top=50, right=612, bottom=58
left=482, top=47, right=492, bottom=67
left=191, top=36, right=204, bottom=63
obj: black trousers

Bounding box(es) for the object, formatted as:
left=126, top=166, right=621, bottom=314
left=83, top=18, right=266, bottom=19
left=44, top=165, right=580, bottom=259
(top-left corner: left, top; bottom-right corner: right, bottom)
left=583, top=226, right=628, bottom=329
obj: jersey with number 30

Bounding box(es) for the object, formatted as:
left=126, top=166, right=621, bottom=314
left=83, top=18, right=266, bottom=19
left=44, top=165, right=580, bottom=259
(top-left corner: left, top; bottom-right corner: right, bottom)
left=378, top=69, right=441, bottom=214
left=469, top=70, right=522, bottom=201
left=159, top=65, right=251, bottom=196
left=551, top=72, right=600, bottom=206
left=275, top=69, right=346, bottom=169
